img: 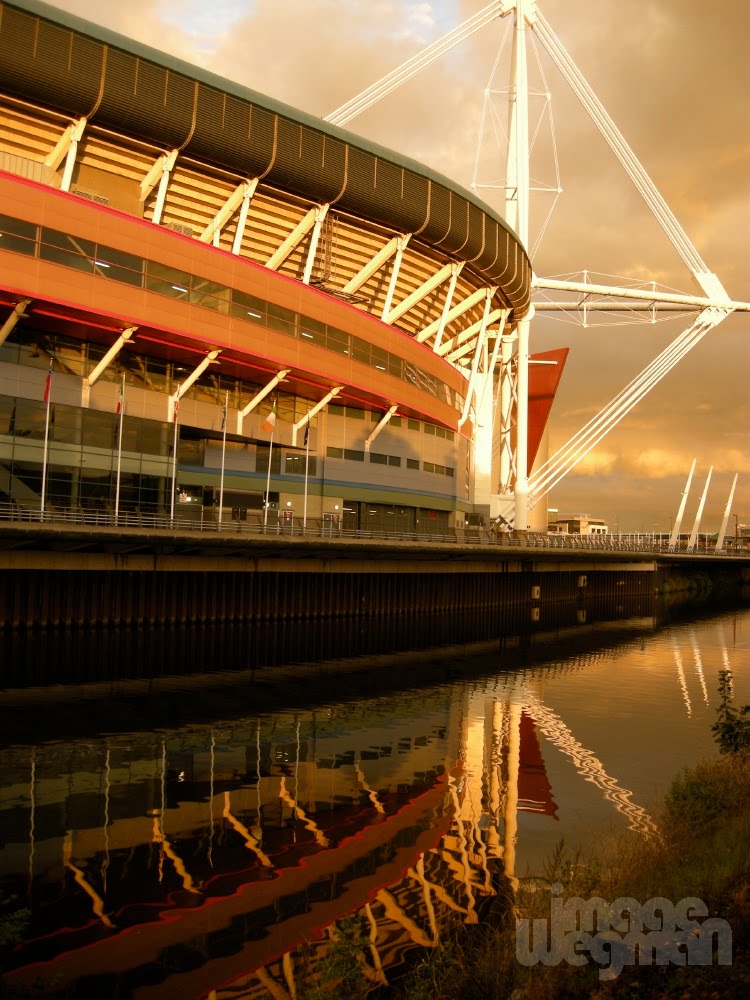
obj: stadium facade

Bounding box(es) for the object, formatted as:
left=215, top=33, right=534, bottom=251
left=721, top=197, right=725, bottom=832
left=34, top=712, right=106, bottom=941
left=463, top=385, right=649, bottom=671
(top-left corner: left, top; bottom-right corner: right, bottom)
left=0, top=0, right=565, bottom=535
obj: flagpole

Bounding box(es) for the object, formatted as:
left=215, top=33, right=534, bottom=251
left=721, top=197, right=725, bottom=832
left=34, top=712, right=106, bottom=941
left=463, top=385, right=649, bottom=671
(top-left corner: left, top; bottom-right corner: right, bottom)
left=303, top=422, right=310, bottom=533
left=114, top=374, right=125, bottom=522
left=40, top=360, right=52, bottom=521
left=264, top=418, right=274, bottom=529
left=218, top=390, right=228, bottom=526
left=170, top=383, right=180, bottom=523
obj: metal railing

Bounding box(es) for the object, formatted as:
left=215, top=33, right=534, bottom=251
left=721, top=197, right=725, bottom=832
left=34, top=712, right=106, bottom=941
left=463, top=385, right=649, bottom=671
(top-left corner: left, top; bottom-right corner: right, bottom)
left=1, top=501, right=747, bottom=556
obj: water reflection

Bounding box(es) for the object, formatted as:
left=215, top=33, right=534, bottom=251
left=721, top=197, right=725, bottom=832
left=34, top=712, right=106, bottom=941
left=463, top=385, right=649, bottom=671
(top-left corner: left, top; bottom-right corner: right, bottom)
left=0, top=601, right=748, bottom=998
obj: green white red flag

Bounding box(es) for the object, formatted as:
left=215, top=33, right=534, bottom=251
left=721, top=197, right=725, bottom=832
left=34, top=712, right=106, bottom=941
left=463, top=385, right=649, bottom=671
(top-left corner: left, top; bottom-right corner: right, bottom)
left=261, top=401, right=277, bottom=434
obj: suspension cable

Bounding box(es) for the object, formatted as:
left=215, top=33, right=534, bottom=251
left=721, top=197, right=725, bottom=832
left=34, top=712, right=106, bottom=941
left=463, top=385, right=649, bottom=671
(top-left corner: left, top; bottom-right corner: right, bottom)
left=325, top=1, right=514, bottom=127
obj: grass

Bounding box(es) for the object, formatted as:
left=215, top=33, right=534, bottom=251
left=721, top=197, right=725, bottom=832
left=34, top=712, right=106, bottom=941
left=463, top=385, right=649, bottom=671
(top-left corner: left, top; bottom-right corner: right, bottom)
left=294, top=748, right=750, bottom=1000
left=388, top=752, right=750, bottom=1000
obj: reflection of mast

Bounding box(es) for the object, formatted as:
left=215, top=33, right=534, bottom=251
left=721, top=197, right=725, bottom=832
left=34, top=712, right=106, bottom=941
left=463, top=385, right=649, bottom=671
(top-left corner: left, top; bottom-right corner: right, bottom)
left=503, top=701, right=521, bottom=888
left=717, top=622, right=734, bottom=697
left=63, top=830, right=114, bottom=928
left=102, top=745, right=110, bottom=892
left=522, top=692, right=658, bottom=838
left=376, top=888, right=432, bottom=947
left=364, top=902, right=389, bottom=982
left=152, top=738, right=201, bottom=894
left=673, top=645, right=693, bottom=718
left=447, top=763, right=478, bottom=924
left=356, top=758, right=386, bottom=814
left=486, top=701, right=504, bottom=857
left=222, top=792, right=273, bottom=867
left=28, top=747, right=35, bottom=897
left=279, top=776, right=329, bottom=848
left=689, top=633, right=710, bottom=705
left=208, top=731, right=215, bottom=868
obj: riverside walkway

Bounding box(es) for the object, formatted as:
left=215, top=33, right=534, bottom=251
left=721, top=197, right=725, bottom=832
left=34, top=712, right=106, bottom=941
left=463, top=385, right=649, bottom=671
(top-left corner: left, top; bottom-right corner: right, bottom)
left=1, top=501, right=748, bottom=629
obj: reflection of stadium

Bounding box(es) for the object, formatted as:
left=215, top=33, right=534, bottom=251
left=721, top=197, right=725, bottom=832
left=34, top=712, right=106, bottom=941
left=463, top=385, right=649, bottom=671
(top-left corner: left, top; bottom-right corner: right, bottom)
left=0, top=0, right=565, bottom=533
left=1, top=687, right=557, bottom=997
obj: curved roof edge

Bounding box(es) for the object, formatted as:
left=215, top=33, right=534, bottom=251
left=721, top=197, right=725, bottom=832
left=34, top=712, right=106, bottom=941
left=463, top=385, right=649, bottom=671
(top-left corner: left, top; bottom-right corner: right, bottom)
left=12, top=0, right=528, bottom=259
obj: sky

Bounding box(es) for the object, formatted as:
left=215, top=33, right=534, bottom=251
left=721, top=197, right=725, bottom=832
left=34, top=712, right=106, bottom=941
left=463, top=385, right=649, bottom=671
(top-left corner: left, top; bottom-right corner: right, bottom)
left=46, top=0, right=750, bottom=534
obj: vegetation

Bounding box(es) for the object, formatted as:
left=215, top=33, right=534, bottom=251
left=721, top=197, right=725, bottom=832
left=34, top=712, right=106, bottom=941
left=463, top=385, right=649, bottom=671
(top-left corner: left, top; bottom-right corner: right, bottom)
left=297, top=678, right=750, bottom=1000
left=713, top=670, right=750, bottom=754
left=382, top=751, right=750, bottom=999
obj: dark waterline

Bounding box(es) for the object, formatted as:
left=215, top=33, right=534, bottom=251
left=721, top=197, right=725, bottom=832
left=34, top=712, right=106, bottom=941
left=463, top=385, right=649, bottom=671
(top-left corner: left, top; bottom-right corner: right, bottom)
left=1, top=590, right=748, bottom=999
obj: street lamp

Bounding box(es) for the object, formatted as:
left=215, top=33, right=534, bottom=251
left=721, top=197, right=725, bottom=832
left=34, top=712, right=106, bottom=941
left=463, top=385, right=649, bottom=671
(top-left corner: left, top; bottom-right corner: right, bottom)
left=733, top=514, right=747, bottom=548
left=547, top=507, right=558, bottom=534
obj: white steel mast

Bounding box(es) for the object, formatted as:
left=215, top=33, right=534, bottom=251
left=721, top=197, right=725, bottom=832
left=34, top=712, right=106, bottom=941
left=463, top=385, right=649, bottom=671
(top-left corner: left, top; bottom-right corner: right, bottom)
left=505, top=0, right=533, bottom=532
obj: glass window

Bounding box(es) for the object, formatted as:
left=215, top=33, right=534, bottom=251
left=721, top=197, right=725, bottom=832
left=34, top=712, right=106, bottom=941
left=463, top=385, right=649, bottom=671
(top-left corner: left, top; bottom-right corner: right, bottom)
left=266, top=302, right=296, bottom=336
left=145, top=260, right=191, bottom=300
left=299, top=315, right=326, bottom=347
left=231, top=289, right=267, bottom=323
left=0, top=394, right=15, bottom=435
left=191, top=276, right=230, bottom=313
left=328, top=403, right=345, bottom=417
left=327, top=328, right=350, bottom=355
left=141, top=419, right=168, bottom=457
left=346, top=406, right=365, bottom=420
left=93, top=244, right=143, bottom=287
left=39, top=228, right=95, bottom=273
left=408, top=418, right=420, bottom=431
left=277, top=393, right=296, bottom=423
left=425, top=424, right=436, bottom=436
left=388, top=355, right=402, bottom=379
left=424, top=461, right=435, bottom=473
left=178, top=437, right=204, bottom=465
left=371, top=347, right=388, bottom=372
left=390, top=415, right=401, bottom=427
left=370, top=452, right=388, bottom=465
left=285, top=454, right=317, bottom=475
left=12, top=398, right=46, bottom=439
left=326, top=446, right=343, bottom=458
left=446, top=466, right=455, bottom=478
left=0, top=214, right=37, bottom=255
left=343, top=449, right=364, bottom=462
left=82, top=409, right=116, bottom=449
left=403, top=362, right=420, bottom=388
left=255, top=444, right=281, bottom=473
left=350, top=337, right=370, bottom=365
left=388, top=455, right=401, bottom=467
left=407, top=458, right=419, bottom=470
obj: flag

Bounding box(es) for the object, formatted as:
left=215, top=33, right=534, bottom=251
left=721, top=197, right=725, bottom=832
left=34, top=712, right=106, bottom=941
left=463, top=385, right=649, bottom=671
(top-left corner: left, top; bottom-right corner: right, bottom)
left=261, top=401, right=277, bottom=434
left=303, top=423, right=309, bottom=448
left=116, top=379, right=124, bottom=416
left=173, top=389, right=180, bottom=424
left=43, top=361, right=52, bottom=403
left=220, top=395, right=227, bottom=432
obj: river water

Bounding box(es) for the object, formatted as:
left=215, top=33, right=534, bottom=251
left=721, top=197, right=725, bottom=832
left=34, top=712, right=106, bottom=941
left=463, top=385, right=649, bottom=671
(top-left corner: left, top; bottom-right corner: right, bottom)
left=1, top=595, right=748, bottom=998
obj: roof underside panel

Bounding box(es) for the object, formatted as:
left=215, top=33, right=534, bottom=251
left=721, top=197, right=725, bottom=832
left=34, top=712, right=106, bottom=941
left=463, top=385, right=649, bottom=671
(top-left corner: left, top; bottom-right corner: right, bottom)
left=0, top=3, right=103, bottom=116
left=0, top=0, right=531, bottom=315
left=189, top=87, right=277, bottom=177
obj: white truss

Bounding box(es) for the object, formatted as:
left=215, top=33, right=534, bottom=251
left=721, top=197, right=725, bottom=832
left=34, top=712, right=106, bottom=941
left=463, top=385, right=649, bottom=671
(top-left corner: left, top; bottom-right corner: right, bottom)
left=327, top=1, right=749, bottom=528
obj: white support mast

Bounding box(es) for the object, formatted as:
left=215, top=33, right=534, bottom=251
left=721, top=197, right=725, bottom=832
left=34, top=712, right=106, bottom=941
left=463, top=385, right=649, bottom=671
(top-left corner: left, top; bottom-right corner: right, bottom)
left=715, top=474, right=738, bottom=553
left=669, top=459, right=696, bottom=549
left=323, top=0, right=741, bottom=524
left=507, top=0, right=533, bottom=531
left=687, top=466, right=713, bottom=552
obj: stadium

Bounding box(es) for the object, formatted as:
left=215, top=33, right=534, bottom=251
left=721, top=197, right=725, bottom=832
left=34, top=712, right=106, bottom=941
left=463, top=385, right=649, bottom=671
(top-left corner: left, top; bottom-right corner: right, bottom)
left=0, top=0, right=565, bottom=536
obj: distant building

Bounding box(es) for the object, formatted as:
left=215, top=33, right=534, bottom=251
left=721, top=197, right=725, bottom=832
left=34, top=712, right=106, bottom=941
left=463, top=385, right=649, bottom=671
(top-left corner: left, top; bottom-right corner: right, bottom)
left=548, top=514, right=608, bottom=536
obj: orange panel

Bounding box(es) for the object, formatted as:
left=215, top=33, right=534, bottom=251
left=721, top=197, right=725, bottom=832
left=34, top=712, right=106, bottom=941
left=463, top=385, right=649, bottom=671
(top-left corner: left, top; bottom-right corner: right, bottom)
left=528, top=347, right=569, bottom=469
